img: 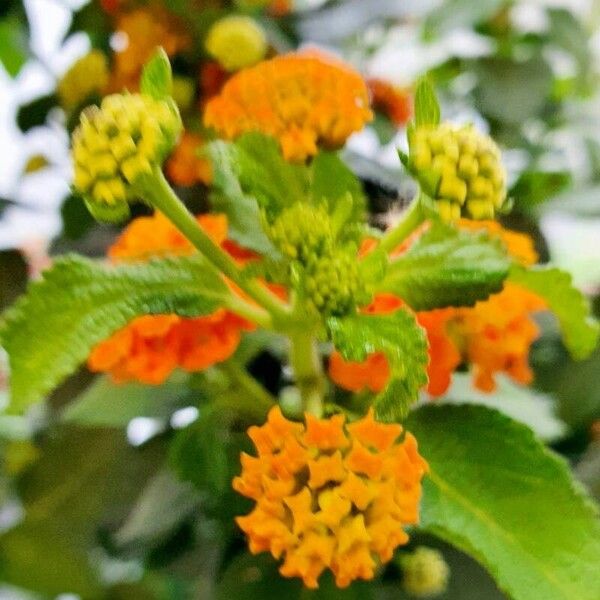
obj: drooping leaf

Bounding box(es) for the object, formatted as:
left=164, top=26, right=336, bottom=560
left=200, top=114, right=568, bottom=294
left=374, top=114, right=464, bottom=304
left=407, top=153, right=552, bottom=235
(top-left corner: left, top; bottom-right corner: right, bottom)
left=413, top=78, right=440, bottom=128
left=0, top=255, right=228, bottom=412
left=407, top=404, right=600, bottom=600
left=509, top=265, right=599, bottom=359
left=328, top=309, right=428, bottom=421
left=380, top=223, right=511, bottom=310
left=140, top=48, right=172, bottom=100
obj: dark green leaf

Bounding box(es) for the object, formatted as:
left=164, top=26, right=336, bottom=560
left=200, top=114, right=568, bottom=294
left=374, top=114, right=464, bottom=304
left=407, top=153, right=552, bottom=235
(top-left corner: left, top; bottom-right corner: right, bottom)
left=510, top=171, right=572, bottom=208
left=1, top=254, right=228, bottom=412
left=407, top=404, right=600, bottom=600
left=0, top=250, right=27, bottom=312
left=413, top=78, right=440, bottom=127
left=0, top=14, right=28, bottom=77
left=381, top=223, right=511, bottom=310
left=60, top=193, right=96, bottom=240
left=16, top=93, right=57, bottom=132
left=140, top=48, right=173, bottom=100
left=328, top=309, right=428, bottom=421
left=509, top=265, right=599, bottom=359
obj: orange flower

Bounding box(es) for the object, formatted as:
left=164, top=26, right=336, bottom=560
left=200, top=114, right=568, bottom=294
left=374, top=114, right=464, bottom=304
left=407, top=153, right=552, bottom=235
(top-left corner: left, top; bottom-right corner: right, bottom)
left=234, top=407, right=428, bottom=588
left=199, top=61, right=229, bottom=101
left=109, top=6, right=191, bottom=92
left=165, top=132, right=213, bottom=186
left=204, top=52, right=373, bottom=161
left=368, top=78, right=412, bottom=126
left=88, top=212, right=254, bottom=384
left=329, top=221, right=545, bottom=396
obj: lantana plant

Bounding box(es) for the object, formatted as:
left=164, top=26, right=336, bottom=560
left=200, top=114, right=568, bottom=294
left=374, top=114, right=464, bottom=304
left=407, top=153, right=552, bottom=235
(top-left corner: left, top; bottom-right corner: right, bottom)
left=1, top=49, right=600, bottom=598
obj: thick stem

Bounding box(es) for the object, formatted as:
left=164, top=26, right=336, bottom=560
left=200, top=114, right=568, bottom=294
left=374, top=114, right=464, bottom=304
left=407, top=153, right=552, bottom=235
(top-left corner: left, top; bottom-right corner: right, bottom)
left=378, top=194, right=426, bottom=254
left=289, top=333, right=325, bottom=417
left=139, top=168, right=291, bottom=324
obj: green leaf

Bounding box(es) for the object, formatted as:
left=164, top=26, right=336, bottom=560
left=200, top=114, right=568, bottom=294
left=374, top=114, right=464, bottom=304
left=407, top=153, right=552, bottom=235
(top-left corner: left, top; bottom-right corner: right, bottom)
left=0, top=13, right=28, bottom=77
left=509, top=265, right=599, bottom=359
left=406, top=404, right=600, bottom=600
left=413, top=78, right=440, bottom=127
left=16, top=93, right=57, bottom=132
left=423, top=0, right=505, bottom=37
left=381, top=223, right=511, bottom=310
left=140, top=47, right=172, bottom=100
left=328, top=309, right=428, bottom=421
left=62, top=372, right=193, bottom=427
left=0, top=254, right=228, bottom=412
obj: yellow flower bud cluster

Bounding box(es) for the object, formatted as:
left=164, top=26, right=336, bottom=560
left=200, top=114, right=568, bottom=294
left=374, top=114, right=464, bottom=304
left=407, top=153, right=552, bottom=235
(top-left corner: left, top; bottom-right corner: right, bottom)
left=72, top=93, right=182, bottom=222
left=409, top=124, right=507, bottom=221
left=266, top=203, right=334, bottom=262
left=205, top=15, right=268, bottom=72
left=400, top=546, right=450, bottom=597
left=58, top=50, right=109, bottom=111
left=304, top=251, right=370, bottom=316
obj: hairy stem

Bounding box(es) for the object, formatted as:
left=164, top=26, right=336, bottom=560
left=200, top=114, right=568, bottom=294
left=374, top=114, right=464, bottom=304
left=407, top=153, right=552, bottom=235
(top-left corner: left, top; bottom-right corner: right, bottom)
left=378, top=193, right=426, bottom=254
left=139, top=168, right=291, bottom=325
left=289, top=333, right=325, bottom=417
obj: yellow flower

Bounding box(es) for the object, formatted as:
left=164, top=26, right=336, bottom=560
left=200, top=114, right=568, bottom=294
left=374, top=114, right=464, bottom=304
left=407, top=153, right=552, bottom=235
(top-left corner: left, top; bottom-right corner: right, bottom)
left=204, top=52, right=372, bottom=161
left=71, top=93, right=182, bottom=221
left=400, top=546, right=450, bottom=598
left=205, top=15, right=268, bottom=72
left=233, top=407, right=428, bottom=588
left=409, top=123, right=507, bottom=221
left=58, top=50, right=109, bottom=110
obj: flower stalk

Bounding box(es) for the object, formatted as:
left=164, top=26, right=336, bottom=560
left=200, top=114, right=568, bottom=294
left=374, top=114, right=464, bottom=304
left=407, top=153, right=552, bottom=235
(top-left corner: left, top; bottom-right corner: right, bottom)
left=378, top=193, right=425, bottom=254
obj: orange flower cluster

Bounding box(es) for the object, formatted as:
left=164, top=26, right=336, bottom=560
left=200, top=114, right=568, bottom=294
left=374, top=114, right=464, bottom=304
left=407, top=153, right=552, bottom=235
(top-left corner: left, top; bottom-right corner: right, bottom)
left=234, top=407, right=428, bottom=588
left=88, top=212, right=253, bottom=384
left=368, top=78, right=412, bottom=126
left=204, top=53, right=373, bottom=161
left=329, top=221, right=546, bottom=395
left=109, top=6, right=191, bottom=92
left=165, top=132, right=213, bottom=187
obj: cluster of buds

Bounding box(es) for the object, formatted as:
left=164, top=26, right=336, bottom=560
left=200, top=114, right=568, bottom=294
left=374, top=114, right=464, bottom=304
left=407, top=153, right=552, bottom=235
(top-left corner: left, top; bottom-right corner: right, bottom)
left=72, top=93, right=182, bottom=222
left=409, top=123, right=507, bottom=221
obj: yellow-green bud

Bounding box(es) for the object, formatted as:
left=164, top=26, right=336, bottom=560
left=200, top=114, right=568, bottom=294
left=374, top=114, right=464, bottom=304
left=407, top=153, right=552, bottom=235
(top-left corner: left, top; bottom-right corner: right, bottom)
left=304, top=251, right=370, bottom=317
left=409, top=123, right=507, bottom=221
left=400, top=547, right=450, bottom=598
left=71, top=93, right=182, bottom=222
left=58, top=50, right=109, bottom=111
left=205, top=15, right=268, bottom=72
left=266, top=203, right=333, bottom=263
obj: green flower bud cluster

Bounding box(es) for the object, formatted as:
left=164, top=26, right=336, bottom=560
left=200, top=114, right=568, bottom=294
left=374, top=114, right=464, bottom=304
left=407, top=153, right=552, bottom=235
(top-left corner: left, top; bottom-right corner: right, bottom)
left=409, top=123, right=506, bottom=221
left=304, top=251, right=370, bottom=317
left=266, top=203, right=334, bottom=263
left=72, top=93, right=182, bottom=222
left=400, top=546, right=450, bottom=598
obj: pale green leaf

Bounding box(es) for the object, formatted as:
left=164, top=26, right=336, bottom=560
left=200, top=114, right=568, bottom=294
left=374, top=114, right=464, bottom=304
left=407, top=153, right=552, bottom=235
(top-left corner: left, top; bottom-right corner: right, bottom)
left=407, top=404, right=600, bottom=600
left=509, top=265, right=599, bottom=359
left=0, top=255, right=228, bottom=412
left=328, top=309, right=428, bottom=421
left=414, top=78, right=440, bottom=127
left=381, top=223, right=511, bottom=310
left=140, top=47, right=172, bottom=100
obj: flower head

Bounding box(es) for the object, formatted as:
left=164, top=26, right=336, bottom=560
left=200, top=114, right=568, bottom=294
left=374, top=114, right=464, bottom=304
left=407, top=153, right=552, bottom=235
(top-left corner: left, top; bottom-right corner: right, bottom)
left=88, top=212, right=254, bottom=384
left=234, top=407, right=428, bottom=588
left=409, top=124, right=507, bottom=221
left=58, top=50, right=109, bottom=110
left=204, top=53, right=372, bottom=161
left=71, top=93, right=182, bottom=222
left=205, top=15, right=268, bottom=72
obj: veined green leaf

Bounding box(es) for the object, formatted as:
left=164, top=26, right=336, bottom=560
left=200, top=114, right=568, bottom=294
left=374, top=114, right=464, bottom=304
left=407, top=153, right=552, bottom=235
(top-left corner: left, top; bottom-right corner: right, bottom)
left=509, top=265, right=599, bottom=359
left=407, top=404, right=600, bottom=600
left=140, top=47, right=172, bottom=100
left=328, top=309, right=428, bottom=421
left=0, top=254, right=228, bottom=412
left=381, top=223, right=511, bottom=310
left=414, top=78, right=441, bottom=127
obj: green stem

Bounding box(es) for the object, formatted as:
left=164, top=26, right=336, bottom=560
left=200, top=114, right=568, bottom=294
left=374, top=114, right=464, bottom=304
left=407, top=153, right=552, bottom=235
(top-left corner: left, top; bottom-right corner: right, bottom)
left=218, top=360, right=275, bottom=413
left=289, top=333, right=325, bottom=417
left=139, top=168, right=291, bottom=324
left=378, top=193, right=426, bottom=254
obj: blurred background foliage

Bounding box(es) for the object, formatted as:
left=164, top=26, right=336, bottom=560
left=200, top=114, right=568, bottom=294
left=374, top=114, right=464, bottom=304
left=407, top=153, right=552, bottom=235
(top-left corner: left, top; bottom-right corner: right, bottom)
left=0, top=1, right=599, bottom=598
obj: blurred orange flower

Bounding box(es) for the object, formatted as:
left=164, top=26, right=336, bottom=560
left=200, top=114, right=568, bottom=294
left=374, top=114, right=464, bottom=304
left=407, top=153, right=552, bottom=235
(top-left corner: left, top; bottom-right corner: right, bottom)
left=165, top=132, right=213, bottom=187
left=234, top=407, right=427, bottom=588
left=368, top=78, right=412, bottom=126
left=329, top=221, right=546, bottom=396
left=88, top=212, right=253, bottom=384
left=204, top=52, right=373, bottom=161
